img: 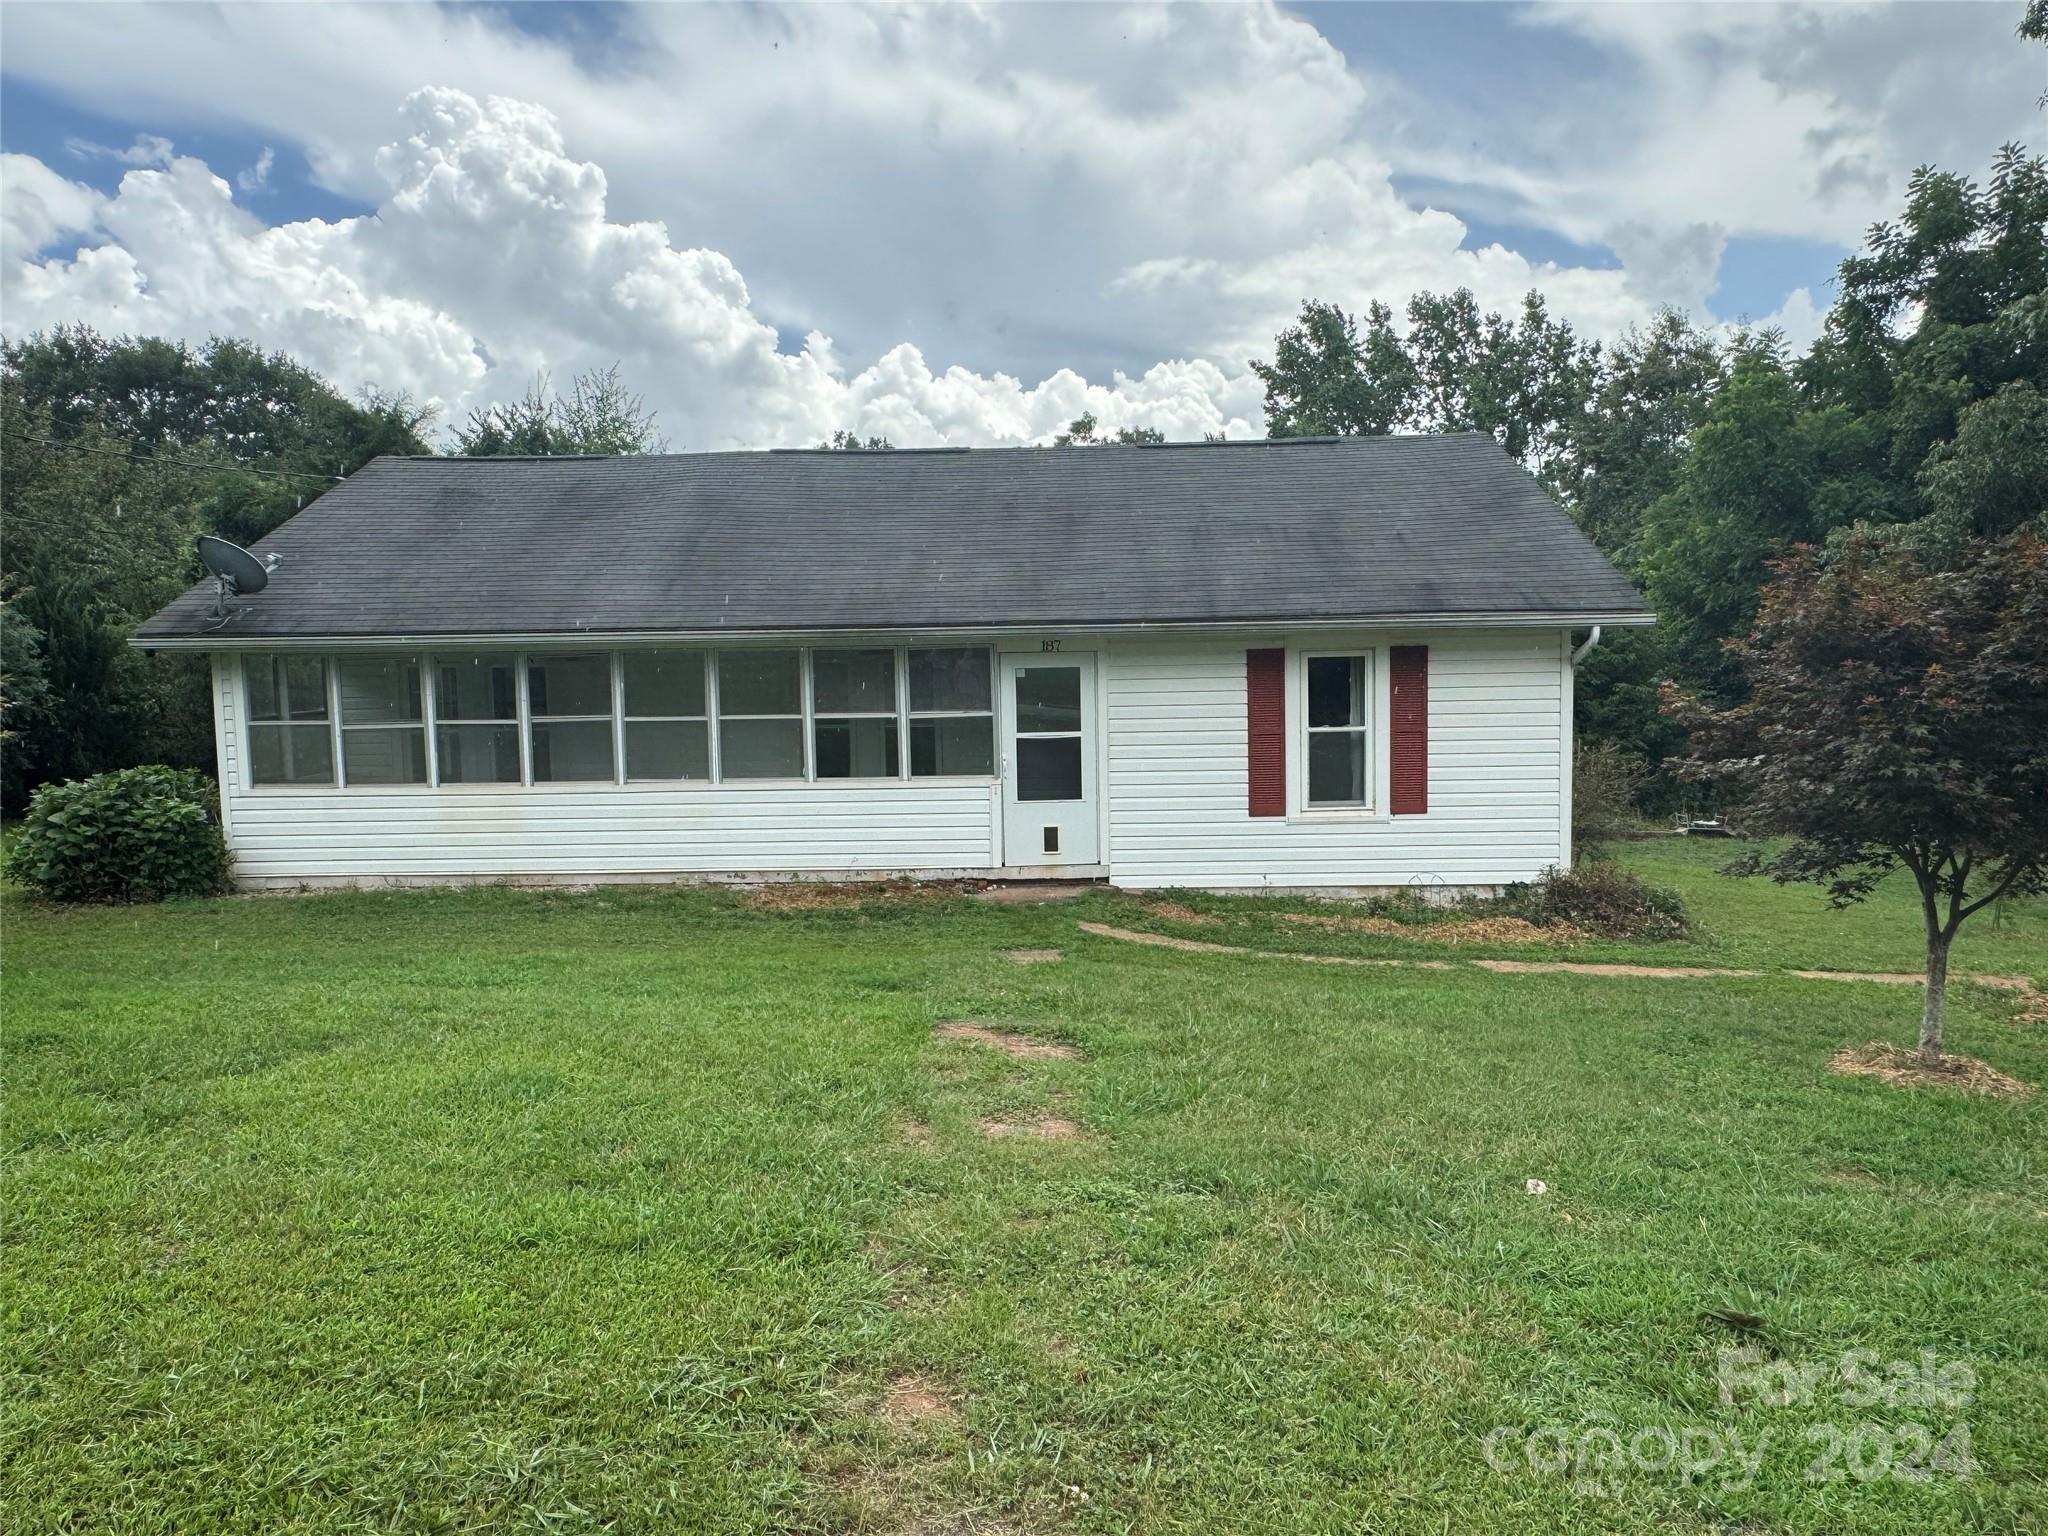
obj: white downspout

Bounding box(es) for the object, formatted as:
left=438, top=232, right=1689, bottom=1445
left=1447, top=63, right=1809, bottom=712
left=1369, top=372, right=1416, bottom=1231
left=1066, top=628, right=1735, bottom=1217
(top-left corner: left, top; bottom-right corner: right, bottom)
left=1569, top=624, right=1603, bottom=668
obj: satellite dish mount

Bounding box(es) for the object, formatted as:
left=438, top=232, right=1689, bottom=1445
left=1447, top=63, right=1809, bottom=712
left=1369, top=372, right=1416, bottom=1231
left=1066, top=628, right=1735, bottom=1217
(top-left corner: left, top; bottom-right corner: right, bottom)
left=196, top=536, right=280, bottom=620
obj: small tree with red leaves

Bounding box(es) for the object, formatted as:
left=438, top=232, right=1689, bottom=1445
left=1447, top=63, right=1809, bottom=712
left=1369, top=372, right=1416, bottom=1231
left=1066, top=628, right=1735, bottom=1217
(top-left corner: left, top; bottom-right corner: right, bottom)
left=1669, top=533, right=2048, bottom=1064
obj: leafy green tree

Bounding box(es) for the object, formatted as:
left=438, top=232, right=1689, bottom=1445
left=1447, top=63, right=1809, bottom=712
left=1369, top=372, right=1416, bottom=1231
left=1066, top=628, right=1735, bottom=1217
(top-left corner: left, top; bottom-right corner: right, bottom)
left=1671, top=533, right=2048, bottom=1065
left=819, top=430, right=894, bottom=450
left=0, top=384, right=217, bottom=798
left=1637, top=340, right=1889, bottom=694
left=1807, top=146, right=2048, bottom=511
left=2, top=329, right=428, bottom=807
left=1251, top=299, right=1416, bottom=438
left=1403, top=289, right=1596, bottom=483
left=4, top=327, right=434, bottom=544
left=0, top=583, right=54, bottom=809
left=453, top=364, right=666, bottom=456
left=1251, top=289, right=1594, bottom=486
left=1557, top=310, right=1727, bottom=565
left=1876, top=380, right=2048, bottom=563
left=1052, top=412, right=1165, bottom=446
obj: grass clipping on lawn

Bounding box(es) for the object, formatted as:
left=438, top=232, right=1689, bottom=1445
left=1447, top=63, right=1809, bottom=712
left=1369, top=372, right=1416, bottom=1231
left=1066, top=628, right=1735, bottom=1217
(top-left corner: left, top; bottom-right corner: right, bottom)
left=1829, top=1041, right=2034, bottom=1099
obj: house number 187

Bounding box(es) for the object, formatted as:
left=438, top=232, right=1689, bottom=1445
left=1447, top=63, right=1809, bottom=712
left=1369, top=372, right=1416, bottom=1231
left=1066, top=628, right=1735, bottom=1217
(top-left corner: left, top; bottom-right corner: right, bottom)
left=1040, top=639, right=1061, bottom=652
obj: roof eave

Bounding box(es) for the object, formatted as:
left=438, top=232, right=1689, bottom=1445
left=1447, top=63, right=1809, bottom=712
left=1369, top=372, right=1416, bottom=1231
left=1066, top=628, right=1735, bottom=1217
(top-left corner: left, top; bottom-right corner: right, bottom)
left=129, top=608, right=1656, bottom=651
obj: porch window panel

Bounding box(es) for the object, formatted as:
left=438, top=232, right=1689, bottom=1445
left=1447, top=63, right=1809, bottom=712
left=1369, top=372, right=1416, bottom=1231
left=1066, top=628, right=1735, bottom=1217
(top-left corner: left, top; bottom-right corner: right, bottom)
left=624, top=719, right=710, bottom=781
left=909, top=716, right=994, bottom=777
left=344, top=727, right=431, bottom=786
left=812, top=648, right=899, bottom=780
left=528, top=653, right=615, bottom=783
left=717, top=650, right=803, bottom=779
left=246, top=654, right=335, bottom=785
left=436, top=723, right=522, bottom=784
left=622, top=650, right=710, bottom=782
left=249, top=723, right=334, bottom=785
left=906, top=646, right=994, bottom=779
left=720, top=717, right=804, bottom=779
left=908, top=647, right=991, bottom=713
left=432, top=654, right=522, bottom=784
left=623, top=650, right=706, bottom=718
left=337, top=656, right=427, bottom=786
left=718, top=650, right=800, bottom=715
left=814, top=717, right=900, bottom=779
left=248, top=654, right=330, bottom=723
left=812, top=649, right=895, bottom=714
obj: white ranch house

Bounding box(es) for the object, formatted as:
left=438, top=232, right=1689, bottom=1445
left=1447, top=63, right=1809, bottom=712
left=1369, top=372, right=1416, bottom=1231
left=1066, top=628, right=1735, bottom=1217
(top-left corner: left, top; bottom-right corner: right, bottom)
left=134, top=434, right=1651, bottom=892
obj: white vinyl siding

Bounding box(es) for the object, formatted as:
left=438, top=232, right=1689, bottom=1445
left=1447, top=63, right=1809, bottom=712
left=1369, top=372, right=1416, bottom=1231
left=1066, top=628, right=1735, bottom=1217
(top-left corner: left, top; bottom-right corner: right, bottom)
left=206, top=627, right=1572, bottom=889
left=1103, top=630, right=1569, bottom=890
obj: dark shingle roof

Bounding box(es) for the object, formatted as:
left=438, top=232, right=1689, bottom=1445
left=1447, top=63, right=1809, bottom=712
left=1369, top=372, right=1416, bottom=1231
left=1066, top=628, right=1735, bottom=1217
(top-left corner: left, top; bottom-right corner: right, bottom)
left=135, top=433, right=1649, bottom=643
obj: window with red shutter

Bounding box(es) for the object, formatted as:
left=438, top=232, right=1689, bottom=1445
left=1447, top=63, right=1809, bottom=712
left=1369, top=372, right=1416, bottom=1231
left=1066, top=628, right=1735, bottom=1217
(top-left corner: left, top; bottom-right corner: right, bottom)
left=1246, top=648, right=1285, bottom=817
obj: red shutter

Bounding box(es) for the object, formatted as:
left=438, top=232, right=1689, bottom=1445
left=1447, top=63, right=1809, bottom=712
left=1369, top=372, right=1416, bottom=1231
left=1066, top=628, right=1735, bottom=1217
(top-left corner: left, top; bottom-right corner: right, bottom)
left=1246, top=648, right=1286, bottom=817
left=1389, top=645, right=1429, bottom=815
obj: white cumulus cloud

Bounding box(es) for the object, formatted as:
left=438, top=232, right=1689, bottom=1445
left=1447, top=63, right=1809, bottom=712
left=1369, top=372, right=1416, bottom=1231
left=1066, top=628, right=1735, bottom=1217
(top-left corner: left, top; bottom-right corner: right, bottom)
left=1, top=88, right=1264, bottom=448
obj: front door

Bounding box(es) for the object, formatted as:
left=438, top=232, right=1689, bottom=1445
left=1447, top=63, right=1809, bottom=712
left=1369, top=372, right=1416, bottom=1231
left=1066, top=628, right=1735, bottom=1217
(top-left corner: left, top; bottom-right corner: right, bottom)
left=1001, top=653, right=1099, bottom=868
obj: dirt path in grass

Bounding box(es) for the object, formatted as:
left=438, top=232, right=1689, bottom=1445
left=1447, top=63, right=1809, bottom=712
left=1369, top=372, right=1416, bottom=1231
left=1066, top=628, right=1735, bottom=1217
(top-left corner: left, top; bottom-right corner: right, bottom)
left=1075, top=921, right=2044, bottom=1003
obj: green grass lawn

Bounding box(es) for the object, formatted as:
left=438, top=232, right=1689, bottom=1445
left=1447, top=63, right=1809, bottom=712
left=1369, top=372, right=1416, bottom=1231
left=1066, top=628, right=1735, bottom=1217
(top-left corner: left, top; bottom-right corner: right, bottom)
left=4, top=853, right=2046, bottom=1533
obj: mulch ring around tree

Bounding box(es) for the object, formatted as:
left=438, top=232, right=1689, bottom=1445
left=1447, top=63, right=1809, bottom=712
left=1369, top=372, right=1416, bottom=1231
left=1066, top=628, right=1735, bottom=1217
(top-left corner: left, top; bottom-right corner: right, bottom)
left=1828, top=1041, right=2034, bottom=1100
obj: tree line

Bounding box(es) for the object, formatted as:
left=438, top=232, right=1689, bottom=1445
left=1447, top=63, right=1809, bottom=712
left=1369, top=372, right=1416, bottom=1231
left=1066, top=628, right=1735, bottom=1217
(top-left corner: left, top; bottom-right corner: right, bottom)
left=1252, top=144, right=2046, bottom=813
left=0, top=343, right=663, bottom=808
left=3, top=141, right=2043, bottom=817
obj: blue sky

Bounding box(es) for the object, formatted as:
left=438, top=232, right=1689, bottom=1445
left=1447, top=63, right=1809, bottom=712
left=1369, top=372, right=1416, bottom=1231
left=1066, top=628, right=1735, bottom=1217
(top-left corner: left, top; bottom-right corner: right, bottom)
left=1, top=2, right=2037, bottom=447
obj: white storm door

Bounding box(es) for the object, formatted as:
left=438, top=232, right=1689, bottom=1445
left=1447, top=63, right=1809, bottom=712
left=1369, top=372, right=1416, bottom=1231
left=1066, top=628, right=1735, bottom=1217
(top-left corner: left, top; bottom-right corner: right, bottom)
left=1000, top=654, right=1099, bottom=867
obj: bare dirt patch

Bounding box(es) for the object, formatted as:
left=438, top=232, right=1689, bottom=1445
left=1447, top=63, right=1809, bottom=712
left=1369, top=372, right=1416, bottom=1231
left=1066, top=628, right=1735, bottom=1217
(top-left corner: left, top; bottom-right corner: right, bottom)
left=975, top=882, right=1092, bottom=905
left=936, top=1021, right=1081, bottom=1061
left=743, top=879, right=966, bottom=912
left=879, top=1373, right=958, bottom=1427
left=1828, top=1041, right=2034, bottom=1100
left=978, top=1114, right=1087, bottom=1140
left=1472, top=957, right=1758, bottom=979
left=1280, top=911, right=1582, bottom=946
left=1004, top=948, right=1064, bottom=965
left=1143, top=899, right=1223, bottom=926
left=894, top=1117, right=936, bottom=1148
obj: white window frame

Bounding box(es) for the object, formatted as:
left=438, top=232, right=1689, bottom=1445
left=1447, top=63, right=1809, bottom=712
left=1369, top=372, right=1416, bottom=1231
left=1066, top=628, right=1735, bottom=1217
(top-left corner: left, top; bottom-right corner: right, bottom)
left=1295, top=648, right=1380, bottom=816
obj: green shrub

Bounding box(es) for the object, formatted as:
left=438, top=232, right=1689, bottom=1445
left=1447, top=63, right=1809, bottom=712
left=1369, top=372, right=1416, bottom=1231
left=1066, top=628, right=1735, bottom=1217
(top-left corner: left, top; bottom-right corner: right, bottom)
left=1504, top=859, right=1689, bottom=940
left=1572, top=740, right=1651, bottom=849
left=5, top=765, right=231, bottom=902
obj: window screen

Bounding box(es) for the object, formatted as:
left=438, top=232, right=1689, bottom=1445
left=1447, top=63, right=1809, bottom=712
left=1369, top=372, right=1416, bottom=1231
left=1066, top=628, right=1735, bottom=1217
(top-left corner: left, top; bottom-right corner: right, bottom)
left=528, top=653, right=615, bottom=783
left=906, top=647, right=993, bottom=777
left=246, top=654, right=334, bottom=785
left=622, top=650, right=709, bottom=781
left=717, top=650, right=803, bottom=778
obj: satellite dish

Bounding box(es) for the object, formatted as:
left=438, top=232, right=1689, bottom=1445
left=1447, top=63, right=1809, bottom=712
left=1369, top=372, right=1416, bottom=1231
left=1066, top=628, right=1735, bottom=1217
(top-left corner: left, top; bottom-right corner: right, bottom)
left=197, top=535, right=279, bottom=619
